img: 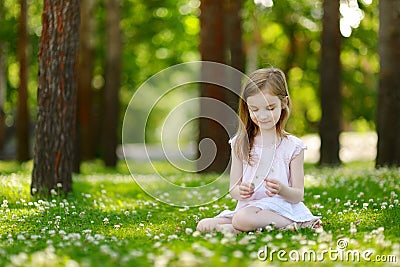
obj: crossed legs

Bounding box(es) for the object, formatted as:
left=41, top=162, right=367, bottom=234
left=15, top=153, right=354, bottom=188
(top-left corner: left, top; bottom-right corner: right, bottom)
left=196, top=206, right=294, bottom=233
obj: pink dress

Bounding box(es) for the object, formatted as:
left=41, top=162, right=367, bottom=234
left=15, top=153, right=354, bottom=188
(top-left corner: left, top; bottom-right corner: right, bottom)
left=216, top=135, right=319, bottom=222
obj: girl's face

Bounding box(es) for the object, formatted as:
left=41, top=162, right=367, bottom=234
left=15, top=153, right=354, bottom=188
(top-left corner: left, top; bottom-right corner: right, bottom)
left=246, top=90, right=284, bottom=132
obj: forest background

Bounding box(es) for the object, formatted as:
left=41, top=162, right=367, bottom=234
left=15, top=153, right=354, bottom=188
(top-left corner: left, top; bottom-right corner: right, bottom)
left=0, top=0, right=379, bottom=169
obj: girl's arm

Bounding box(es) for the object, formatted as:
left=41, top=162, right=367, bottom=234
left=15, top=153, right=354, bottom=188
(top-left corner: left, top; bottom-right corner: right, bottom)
left=265, top=150, right=305, bottom=204
left=229, top=149, right=249, bottom=200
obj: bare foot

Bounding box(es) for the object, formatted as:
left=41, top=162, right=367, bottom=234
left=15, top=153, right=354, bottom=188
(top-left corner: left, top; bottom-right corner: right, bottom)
left=298, top=218, right=322, bottom=229
left=279, top=222, right=298, bottom=231
left=216, top=224, right=241, bottom=235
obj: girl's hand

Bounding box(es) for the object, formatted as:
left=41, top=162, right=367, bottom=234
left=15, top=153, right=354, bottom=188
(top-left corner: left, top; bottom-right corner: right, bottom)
left=265, top=178, right=282, bottom=197
left=239, top=182, right=255, bottom=199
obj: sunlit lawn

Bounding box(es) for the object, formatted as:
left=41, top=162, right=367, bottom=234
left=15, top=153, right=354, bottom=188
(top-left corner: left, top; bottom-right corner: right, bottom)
left=0, top=160, right=399, bottom=266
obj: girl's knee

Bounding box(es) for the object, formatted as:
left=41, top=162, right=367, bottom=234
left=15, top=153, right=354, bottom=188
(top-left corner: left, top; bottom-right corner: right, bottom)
left=232, top=212, right=251, bottom=232
left=232, top=208, right=259, bottom=232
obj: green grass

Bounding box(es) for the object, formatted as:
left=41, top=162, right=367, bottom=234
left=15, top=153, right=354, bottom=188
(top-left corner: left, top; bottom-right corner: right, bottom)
left=0, top=160, right=399, bottom=266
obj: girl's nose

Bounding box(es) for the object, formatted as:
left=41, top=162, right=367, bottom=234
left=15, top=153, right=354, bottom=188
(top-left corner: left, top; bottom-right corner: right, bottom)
left=258, top=110, right=269, bottom=120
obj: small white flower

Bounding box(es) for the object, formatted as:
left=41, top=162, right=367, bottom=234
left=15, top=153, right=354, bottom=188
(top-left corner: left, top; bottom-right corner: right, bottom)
left=57, top=183, right=63, bottom=188
left=275, top=233, right=283, bottom=239
left=59, top=230, right=66, bottom=237
left=232, top=250, right=243, bottom=258
left=192, top=231, right=201, bottom=237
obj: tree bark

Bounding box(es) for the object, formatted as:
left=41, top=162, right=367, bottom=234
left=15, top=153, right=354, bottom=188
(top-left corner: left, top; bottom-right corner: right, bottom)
left=376, top=0, right=400, bottom=167
left=102, top=0, right=122, bottom=167
left=17, top=0, right=30, bottom=162
left=319, top=0, right=342, bottom=166
left=31, top=0, right=80, bottom=195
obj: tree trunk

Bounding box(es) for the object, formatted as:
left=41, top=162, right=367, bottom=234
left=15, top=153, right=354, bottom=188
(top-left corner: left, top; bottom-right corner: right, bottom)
left=198, top=0, right=227, bottom=173
left=319, top=0, right=342, bottom=166
left=198, top=0, right=244, bottom=173
left=31, top=0, right=80, bottom=196
left=0, top=4, right=7, bottom=151
left=376, top=0, right=400, bottom=167
left=102, top=0, right=122, bottom=167
left=74, top=0, right=97, bottom=172
left=17, top=0, right=30, bottom=162
left=225, top=0, right=244, bottom=111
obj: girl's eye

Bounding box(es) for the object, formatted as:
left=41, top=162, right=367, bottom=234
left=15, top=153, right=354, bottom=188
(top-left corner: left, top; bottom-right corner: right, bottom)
left=267, top=107, right=275, bottom=111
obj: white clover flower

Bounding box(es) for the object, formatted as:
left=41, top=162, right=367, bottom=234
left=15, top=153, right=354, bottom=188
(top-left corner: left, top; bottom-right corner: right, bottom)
left=10, top=252, right=28, bottom=266
left=185, top=228, right=193, bottom=235
left=232, top=250, right=244, bottom=258
left=264, top=225, right=274, bottom=232
left=103, top=218, right=109, bottom=225
left=31, top=235, right=40, bottom=241
left=57, top=183, right=63, bottom=188
left=59, top=230, right=66, bottom=237
left=275, top=233, right=283, bottom=239
left=350, top=222, right=357, bottom=235
left=192, top=231, right=201, bottom=237
left=82, top=229, right=92, bottom=234
left=114, top=224, right=121, bottom=230
left=168, top=234, right=178, bottom=241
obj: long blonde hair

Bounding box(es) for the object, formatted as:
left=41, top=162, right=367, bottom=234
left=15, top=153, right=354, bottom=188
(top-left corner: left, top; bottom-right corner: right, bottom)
left=234, top=68, right=291, bottom=164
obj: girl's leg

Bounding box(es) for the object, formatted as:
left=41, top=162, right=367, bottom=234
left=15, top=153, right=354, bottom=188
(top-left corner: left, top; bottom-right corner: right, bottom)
left=232, top=206, right=293, bottom=232
left=196, top=217, right=232, bottom=233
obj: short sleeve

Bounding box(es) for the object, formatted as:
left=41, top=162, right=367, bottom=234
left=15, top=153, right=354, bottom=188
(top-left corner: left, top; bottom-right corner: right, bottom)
left=289, top=135, right=307, bottom=161
left=228, top=135, right=238, bottom=149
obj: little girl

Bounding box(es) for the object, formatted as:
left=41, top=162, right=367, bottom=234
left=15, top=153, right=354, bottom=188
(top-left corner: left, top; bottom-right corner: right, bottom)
left=197, top=67, right=321, bottom=233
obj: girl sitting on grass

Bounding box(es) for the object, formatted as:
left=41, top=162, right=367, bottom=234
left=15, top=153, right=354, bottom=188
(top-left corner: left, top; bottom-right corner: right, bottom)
left=197, top=67, right=321, bottom=234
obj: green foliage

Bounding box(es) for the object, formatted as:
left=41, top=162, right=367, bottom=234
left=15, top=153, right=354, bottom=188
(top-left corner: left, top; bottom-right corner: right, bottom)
left=242, top=0, right=378, bottom=135
left=0, top=161, right=399, bottom=266
left=0, top=0, right=379, bottom=145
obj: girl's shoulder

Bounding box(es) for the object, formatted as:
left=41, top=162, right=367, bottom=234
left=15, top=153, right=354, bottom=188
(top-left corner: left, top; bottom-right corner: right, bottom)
left=280, top=134, right=307, bottom=159
left=229, top=135, right=238, bottom=146
left=284, top=134, right=306, bottom=147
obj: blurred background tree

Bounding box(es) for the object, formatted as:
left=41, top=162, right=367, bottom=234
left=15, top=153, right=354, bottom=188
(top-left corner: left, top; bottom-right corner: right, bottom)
left=0, top=0, right=394, bottom=171
left=319, top=0, right=342, bottom=166
left=376, top=0, right=400, bottom=167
